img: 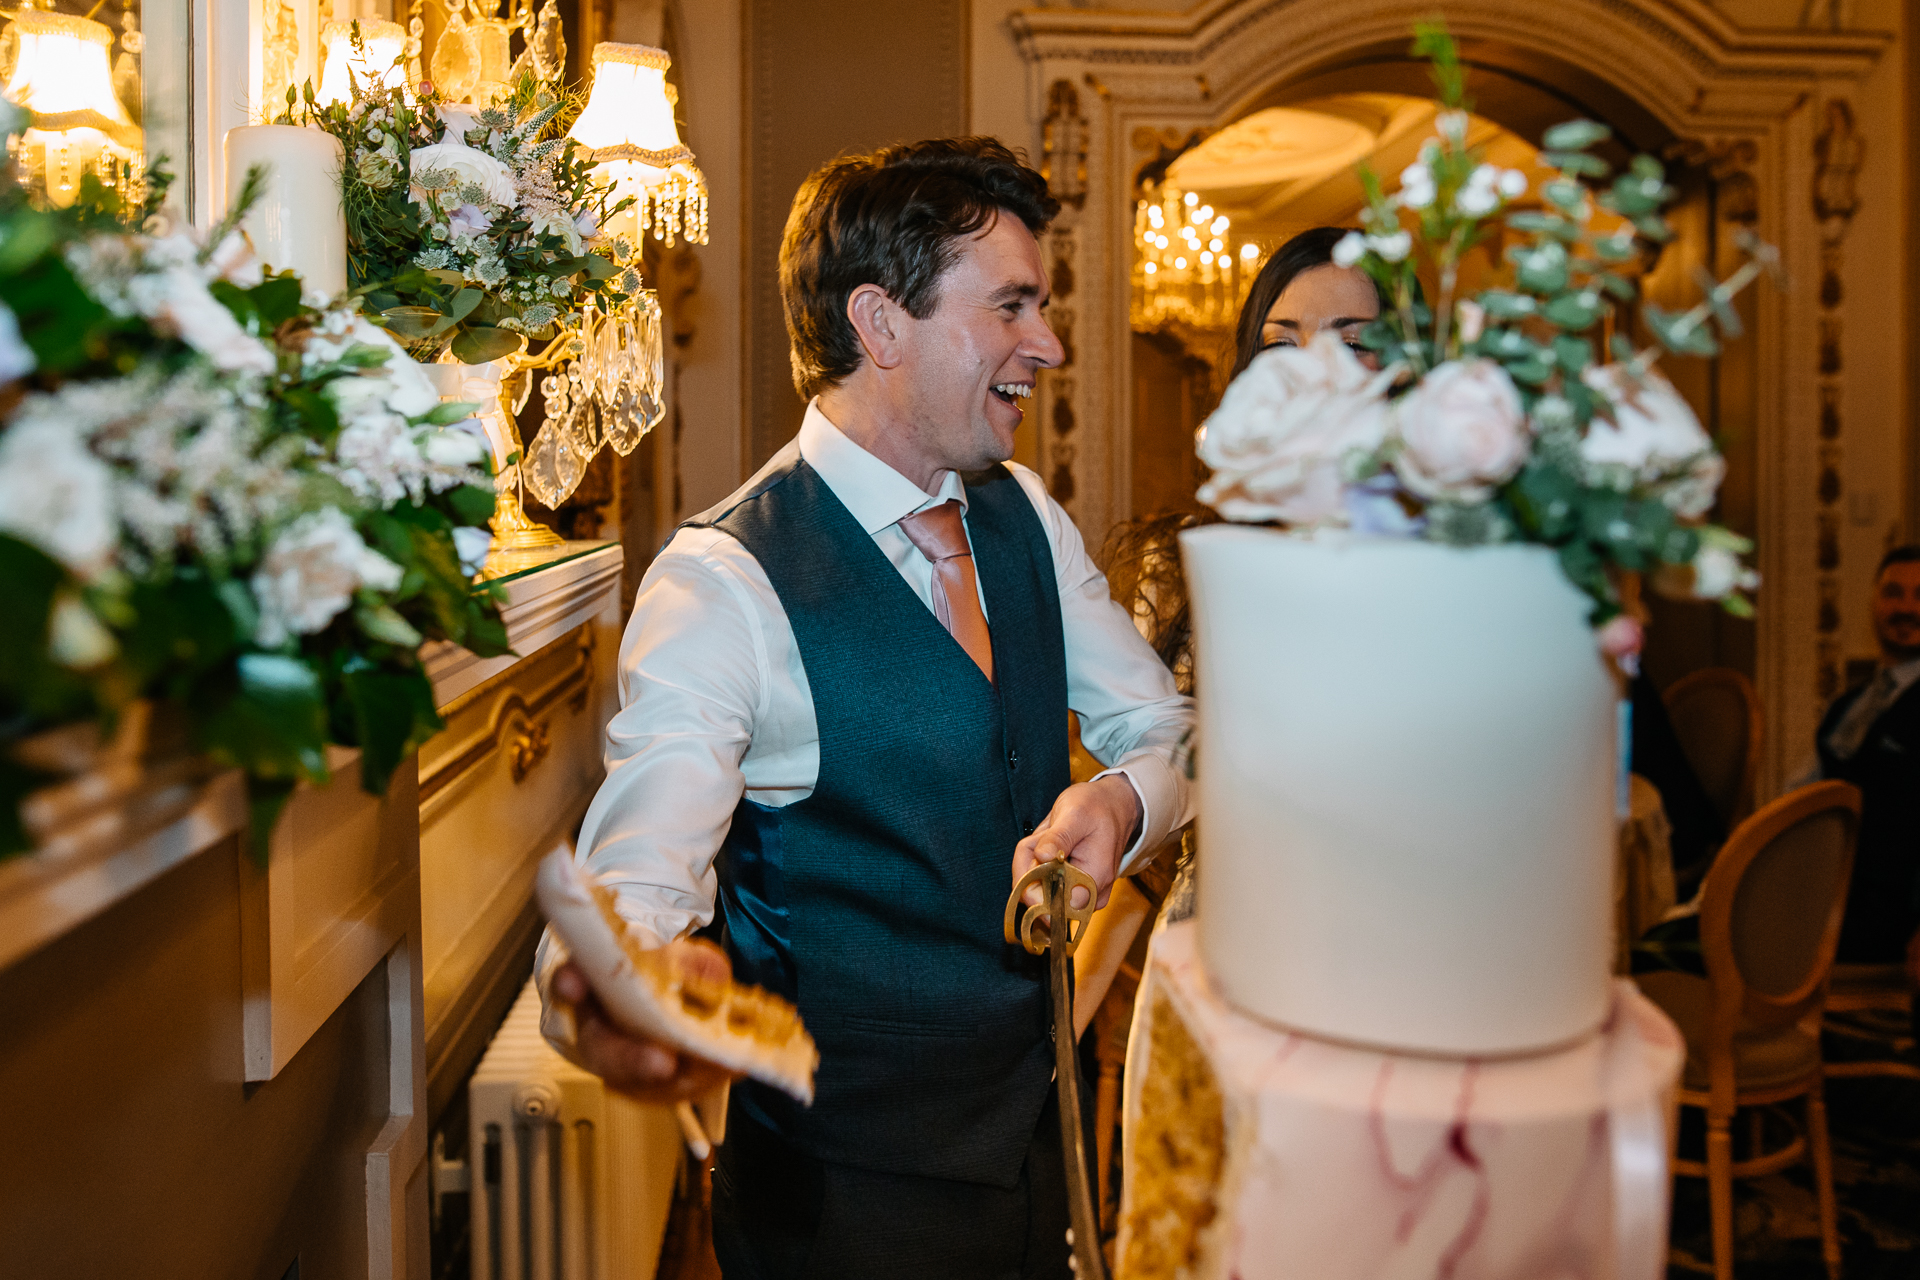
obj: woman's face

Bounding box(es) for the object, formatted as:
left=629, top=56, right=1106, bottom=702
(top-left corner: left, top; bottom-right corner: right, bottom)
left=1260, top=264, right=1382, bottom=369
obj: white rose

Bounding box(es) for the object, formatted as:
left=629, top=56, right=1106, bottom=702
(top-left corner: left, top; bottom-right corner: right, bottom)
left=1454, top=166, right=1501, bottom=217
left=1365, top=230, right=1411, bottom=263
left=1580, top=364, right=1723, bottom=516
left=1196, top=331, right=1395, bottom=525
left=48, top=593, right=117, bottom=669
left=154, top=270, right=278, bottom=376
left=250, top=508, right=405, bottom=647
left=1497, top=168, right=1528, bottom=200
left=0, top=299, right=35, bottom=382
left=1331, top=231, right=1366, bottom=268
left=1392, top=360, right=1530, bottom=504
left=204, top=230, right=264, bottom=288
left=1397, top=163, right=1436, bottom=210
left=1689, top=544, right=1758, bottom=600
left=436, top=106, right=479, bottom=141
left=452, top=525, right=494, bottom=577
left=0, top=416, right=117, bottom=578
left=409, top=141, right=517, bottom=209
left=424, top=425, right=489, bottom=468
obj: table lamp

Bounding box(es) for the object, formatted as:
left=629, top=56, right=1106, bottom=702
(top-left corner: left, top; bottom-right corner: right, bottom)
left=3, top=9, right=141, bottom=208
left=566, top=43, right=707, bottom=248
left=316, top=18, right=410, bottom=106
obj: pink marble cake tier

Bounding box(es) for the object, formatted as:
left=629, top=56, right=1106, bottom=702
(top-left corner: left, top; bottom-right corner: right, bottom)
left=1117, top=921, right=1684, bottom=1280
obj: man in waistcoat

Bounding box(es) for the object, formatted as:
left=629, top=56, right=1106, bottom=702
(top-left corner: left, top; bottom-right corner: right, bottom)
left=535, top=137, right=1194, bottom=1278
left=1815, top=545, right=1920, bottom=979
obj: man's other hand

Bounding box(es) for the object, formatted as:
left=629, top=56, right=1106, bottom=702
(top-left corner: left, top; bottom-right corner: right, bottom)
left=551, top=948, right=740, bottom=1104
left=1011, top=774, right=1142, bottom=913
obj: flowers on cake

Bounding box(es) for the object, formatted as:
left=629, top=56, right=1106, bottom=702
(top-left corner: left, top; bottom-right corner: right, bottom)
left=1391, top=358, right=1529, bottom=504
left=1196, top=337, right=1394, bottom=524
left=0, top=131, right=508, bottom=857
left=1194, top=23, right=1764, bottom=632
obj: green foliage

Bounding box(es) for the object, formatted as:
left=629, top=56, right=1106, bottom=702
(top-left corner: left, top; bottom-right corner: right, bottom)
left=286, top=62, right=628, bottom=363
left=0, top=142, right=510, bottom=861
left=1324, top=19, right=1775, bottom=625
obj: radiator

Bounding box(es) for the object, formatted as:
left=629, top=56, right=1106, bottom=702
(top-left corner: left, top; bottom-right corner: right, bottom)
left=468, top=978, right=684, bottom=1280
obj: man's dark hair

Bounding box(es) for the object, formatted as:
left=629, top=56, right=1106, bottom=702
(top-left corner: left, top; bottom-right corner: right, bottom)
left=780, top=137, right=1060, bottom=399
left=1878, top=545, right=1920, bottom=577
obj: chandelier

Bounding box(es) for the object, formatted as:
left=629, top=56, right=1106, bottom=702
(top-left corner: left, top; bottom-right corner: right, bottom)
left=1132, top=181, right=1262, bottom=334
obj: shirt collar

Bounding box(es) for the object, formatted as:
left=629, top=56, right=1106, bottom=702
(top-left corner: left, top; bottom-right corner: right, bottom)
left=798, top=399, right=967, bottom=534
left=1884, top=655, right=1920, bottom=695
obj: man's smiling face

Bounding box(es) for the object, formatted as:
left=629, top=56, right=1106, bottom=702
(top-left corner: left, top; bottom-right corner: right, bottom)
left=1875, top=560, right=1920, bottom=661
left=892, top=214, right=1065, bottom=474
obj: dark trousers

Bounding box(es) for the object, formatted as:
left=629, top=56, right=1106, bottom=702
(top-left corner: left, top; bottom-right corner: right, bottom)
left=711, top=1090, right=1073, bottom=1280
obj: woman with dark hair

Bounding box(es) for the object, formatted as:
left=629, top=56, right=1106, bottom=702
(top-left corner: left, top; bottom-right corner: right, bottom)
left=1229, top=224, right=1385, bottom=377
left=1087, top=228, right=1387, bottom=933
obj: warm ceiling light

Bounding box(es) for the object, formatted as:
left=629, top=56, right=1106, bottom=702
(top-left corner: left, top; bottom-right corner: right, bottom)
left=1241, top=243, right=1260, bottom=260
left=568, top=43, right=708, bottom=247
left=1174, top=256, right=1187, bottom=269
left=316, top=19, right=409, bottom=106
left=4, top=9, right=140, bottom=208
left=1211, top=216, right=1230, bottom=235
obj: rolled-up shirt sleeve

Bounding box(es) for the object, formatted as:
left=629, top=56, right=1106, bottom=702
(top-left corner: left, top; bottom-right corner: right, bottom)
left=535, top=528, right=767, bottom=1055
left=1010, top=468, right=1196, bottom=872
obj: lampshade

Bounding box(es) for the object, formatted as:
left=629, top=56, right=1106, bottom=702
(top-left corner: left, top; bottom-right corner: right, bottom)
left=567, top=43, right=707, bottom=247
left=316, top=19, right=409, bottom=106
left=4, top=10, right=140, bottom=208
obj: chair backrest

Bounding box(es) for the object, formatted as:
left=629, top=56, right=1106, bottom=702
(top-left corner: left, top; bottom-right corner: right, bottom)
left=1664, top=668, right=1764, bottom=829
left=1697, top=782, right=1861, bottom=1079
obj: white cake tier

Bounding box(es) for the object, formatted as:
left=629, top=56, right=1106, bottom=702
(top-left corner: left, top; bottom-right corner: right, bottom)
left=1117, top=921, right=1683, bottom=1280
left=1180, top=528, right=1619, bottom=1056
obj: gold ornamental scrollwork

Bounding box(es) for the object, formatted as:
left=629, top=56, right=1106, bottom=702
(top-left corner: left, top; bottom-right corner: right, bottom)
left=1812, top=97, right=1861, bottom=701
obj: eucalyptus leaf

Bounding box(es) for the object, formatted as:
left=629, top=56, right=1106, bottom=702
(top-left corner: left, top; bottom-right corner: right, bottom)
left=1477, top=291, right=1537, bottom=320
left=355, top=603, right=424, bottom=648
left=1539, top=151, right=1610, bottom=179
left=451, top=325, right=522, bottom=364
left=1541, top=290, right=1603, bottom=331
left=1507, top=211, right=1577, bottom=240
left=1543, top=119, right=1611, bottom=152
left=448, top=288, right=485, bottom=324
left=380, top=305, right=452, bottom=338
left=1551, top=334, right=1594, bottom=374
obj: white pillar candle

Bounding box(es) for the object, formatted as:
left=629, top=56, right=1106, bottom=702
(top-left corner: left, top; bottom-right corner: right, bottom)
left=222, top=125, right=348, bottom=299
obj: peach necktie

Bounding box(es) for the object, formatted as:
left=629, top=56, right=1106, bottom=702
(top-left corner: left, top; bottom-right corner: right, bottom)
left=897, top=500, right=994, bottom=684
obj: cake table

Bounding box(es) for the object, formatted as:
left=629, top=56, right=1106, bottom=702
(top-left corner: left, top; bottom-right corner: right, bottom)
left=1117, top=921, right=1684, bottom=1280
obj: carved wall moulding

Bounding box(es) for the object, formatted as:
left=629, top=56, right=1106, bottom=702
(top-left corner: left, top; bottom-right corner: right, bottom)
left=1042, top=80, right=1090, bottom=209
left=1811, top=94, right=1860, bottom=700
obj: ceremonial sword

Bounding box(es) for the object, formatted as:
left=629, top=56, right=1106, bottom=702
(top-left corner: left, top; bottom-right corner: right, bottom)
left=1004, top=858, right=1107, bottom=1280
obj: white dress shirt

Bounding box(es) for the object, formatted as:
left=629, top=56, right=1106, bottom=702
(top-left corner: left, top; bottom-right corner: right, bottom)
left=539, top=402, right=1195, bottom=989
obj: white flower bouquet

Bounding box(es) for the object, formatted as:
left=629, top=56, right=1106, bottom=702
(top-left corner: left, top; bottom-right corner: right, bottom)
left=0, top=123, right=508, bottom=857
left=277, top=34, right=630, bottom=363
left=1197, top=25, right=1765, bottom=659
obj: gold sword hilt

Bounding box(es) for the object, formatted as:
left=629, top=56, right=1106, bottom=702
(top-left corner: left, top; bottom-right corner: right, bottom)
left=1003, top=857, right=1099, bottom=957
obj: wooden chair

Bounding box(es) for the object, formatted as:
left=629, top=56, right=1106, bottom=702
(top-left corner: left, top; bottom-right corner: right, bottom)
left=1664, top=668, right=1765, bottom=831
left=1824, top=963, right=1920, bottom=1082
left=1635, top=781, right=1861, bottom=1280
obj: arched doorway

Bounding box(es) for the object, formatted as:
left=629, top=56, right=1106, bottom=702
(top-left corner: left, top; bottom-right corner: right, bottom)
left=1012, top=0, right=1894, bottom=791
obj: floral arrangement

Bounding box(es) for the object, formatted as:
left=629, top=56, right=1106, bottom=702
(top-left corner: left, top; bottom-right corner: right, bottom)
left=1196, top=25, right=1765, bottom=660
left=0, top=104, right=509, bottom=857
left=277, top=35, right=632, bottom=363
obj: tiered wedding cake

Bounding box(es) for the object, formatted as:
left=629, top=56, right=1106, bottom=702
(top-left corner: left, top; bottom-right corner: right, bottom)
left=1113, top=24, right=1765, bottom=1280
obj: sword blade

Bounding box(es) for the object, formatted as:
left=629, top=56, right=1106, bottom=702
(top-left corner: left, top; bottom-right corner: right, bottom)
left=1049, top=872, right=1108, bottom=1280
